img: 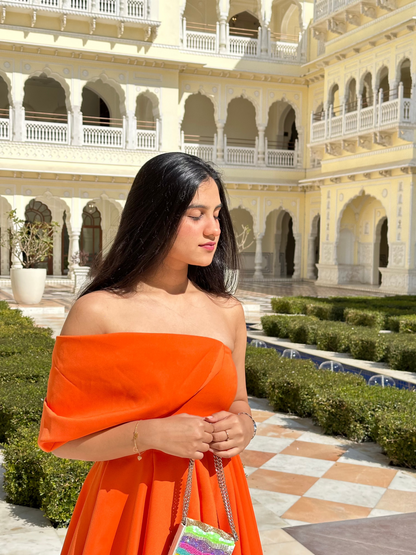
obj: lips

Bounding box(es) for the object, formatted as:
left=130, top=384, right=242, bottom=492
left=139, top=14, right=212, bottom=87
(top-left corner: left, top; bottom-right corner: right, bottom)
left=199, top=242, right=216, bottom=247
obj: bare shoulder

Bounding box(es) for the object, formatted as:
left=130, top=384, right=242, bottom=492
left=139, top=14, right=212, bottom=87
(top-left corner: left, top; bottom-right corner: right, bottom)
left=207, top=293, right=245, bottom=331
left=60, top=290, right=118, bottom=336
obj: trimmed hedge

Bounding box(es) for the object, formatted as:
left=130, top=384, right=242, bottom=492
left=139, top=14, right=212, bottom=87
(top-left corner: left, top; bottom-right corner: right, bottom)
left=247, top=346, right=416, bottom=465
left=271, top=295, right=416, bottom=332
left=3, top=427, right=92, bottom=527
left=262, top=314, right=416, bottom=372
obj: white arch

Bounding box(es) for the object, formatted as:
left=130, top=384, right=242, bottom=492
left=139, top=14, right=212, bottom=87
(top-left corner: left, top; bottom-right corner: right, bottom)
left=0, top=70, right=13, bottom=105
left=226, top=92, right=259, bottom=126
left=23, top=67, right=71, bottom=111
left=335, top=189, right=388, bottom=239
left=179, top=87, right=218, bottom=126
left=83, top=73, right=127, bottom=116
left=136, top=89, right=161, bottom=119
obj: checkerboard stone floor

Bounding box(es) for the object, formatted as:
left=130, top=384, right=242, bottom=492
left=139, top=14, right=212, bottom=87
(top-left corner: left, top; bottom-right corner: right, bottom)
left=247, top=397, right=416, bottom=547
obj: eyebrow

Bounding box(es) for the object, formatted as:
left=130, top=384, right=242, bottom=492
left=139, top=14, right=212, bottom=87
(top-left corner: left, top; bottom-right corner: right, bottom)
left=187, top=203, right=223, bottom=209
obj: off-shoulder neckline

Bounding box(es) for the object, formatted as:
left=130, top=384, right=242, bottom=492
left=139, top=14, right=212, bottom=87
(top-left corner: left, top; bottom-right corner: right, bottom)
left=57, top=332, right=233, bottom=353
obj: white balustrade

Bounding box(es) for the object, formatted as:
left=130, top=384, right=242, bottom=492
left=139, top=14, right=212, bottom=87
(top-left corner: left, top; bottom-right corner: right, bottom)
left=266, top=149, right=295, bottom=167
left=185, top=30, right=218, bottom=53
left=137, top=129, right=157, bottom=150
left=270, top=41, right=298, bottom=61
left=360, top=106, right=374, bottom=130
left=70, top=0, right=89, bottom=10
left=127, top=0, right=146, bottom=18
left=379, top=99, right=399, bottom=126
left=314, top=0, right=331, bottom=20
left=7, top=0, right=149, bottom=18
left=0, top=119, right=10, bottom=140
left=83, top=125, right=124, bottom=148
left=225, top=145, right=256, bottom=165
left=311, top=84, right=415, bottom=143
left=184, top=144, right=215, bottom=162
left=26, top=121, right=69, bottom=144
left=98, top=0, right=117, bottom=14
left=228, top=36, right=258, bottom=57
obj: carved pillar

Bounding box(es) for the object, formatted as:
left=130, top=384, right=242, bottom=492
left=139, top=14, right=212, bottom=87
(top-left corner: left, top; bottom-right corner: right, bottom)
left=261, top=26, right=269, bottom=56
left=257, top=125, right=266, bottom=165
left=13, top=102, right=25, bottom=142
left=253, top=235, right=264, bottom=280
left=219, top=16, right=228, bottom=54
left=126, top=110, right=137, bottom=150
left=71, top=107, right=83, bottom=146
left=68, top=227, right=81, bottom=278
left=216, top=122, right=225, bottom=162
left=307, top=236, right=317, bottom=279
left=293, top=233, right=302, bottom=280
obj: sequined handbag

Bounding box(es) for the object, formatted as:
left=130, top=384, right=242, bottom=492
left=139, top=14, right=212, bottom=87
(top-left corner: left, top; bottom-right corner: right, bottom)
left=168, top=455, right=238, bottom=555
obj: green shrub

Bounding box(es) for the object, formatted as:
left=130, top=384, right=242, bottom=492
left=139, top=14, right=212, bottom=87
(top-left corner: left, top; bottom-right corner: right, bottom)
left=305, top=302, right=345, bottom=321
left=344, top=308, right=386, bottom=329
left=314, top=321, right=352, bottom=352
left=387, top=336, right=416, bottom=372
left=375, top=408, right=416, bottom=468
left=3, top=426, right=93, bottom=527
left=0, top=380, right=47, bottom=442
left=312, top=385, right=407, bottom=442
left=398, top=315, right=416, bottom=334
left=245, top=346, right=280, bottom=398
left=266, top=363, right=364, bottom=418
left=348, top=329, right=387, bottom=362
left=270, top=297, right=308, bottom=314
left=261, top=315, right=318, bottom=342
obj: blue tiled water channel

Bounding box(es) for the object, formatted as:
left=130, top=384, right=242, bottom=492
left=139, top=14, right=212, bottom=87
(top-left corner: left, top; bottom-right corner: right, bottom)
left=246, top=324, right=416, bottom=392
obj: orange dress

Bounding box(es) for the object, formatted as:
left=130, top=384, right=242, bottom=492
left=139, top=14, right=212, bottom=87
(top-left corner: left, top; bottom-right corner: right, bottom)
left=38, top=333, right=263, bottom=555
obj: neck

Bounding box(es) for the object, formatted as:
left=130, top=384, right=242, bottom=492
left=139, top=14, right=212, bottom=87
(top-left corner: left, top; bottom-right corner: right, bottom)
left=138, top=261, right=190, bottom=295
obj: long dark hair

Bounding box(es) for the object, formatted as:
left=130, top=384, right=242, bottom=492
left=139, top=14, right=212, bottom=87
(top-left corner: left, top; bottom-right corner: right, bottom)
left=78, top=152, right=240, bottom=299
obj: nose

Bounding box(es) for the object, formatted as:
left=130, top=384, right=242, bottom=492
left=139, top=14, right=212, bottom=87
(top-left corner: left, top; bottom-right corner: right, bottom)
left=204, top=215, right=221, bottom=239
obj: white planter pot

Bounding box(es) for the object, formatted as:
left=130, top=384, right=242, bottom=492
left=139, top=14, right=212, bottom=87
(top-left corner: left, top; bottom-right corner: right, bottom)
left=10, top=268, right=47, bottom=305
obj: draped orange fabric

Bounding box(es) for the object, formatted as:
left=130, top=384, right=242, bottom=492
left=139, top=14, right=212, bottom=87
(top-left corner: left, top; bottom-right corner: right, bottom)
left=38, top=333, right=263, bottom=555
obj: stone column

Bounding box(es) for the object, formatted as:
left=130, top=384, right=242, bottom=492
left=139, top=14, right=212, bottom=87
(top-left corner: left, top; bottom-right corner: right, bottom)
left=216, top=121, right=225, bottom=162
left=261, top=26, right=269, bottom=56
left=293, top=233, right=302, bottom=280
left=71, top=107, right=83, bottom=146
left=253, top=235, right=264, bottom=280
left=68, top=227, right=81, bottom=279
left=13, top=102, right=25, bottom=142
left=257, top=125, right=266, bottom=165
left=126, top=110, right=137, bottom=150
left=307, top=236, right=317, bottom=279
left=219, top=16, right=228, bottom=54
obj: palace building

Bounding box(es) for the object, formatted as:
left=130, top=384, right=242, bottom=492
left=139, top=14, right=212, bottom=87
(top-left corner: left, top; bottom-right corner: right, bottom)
left=0, top=0, right=415, bottom=292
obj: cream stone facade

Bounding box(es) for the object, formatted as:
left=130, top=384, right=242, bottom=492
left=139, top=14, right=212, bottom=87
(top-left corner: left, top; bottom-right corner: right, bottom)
left=0, top=0, right=415, bottom=292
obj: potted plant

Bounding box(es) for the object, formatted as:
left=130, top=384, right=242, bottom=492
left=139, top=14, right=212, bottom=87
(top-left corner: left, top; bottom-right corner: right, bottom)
left=71, top=250, right=91, bottom=294
left=2, top=209, right=60, bottom=304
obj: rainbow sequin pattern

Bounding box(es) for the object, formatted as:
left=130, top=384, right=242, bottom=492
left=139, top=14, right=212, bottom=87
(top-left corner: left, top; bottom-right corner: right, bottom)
left=173, top=518, right=235, bottom=555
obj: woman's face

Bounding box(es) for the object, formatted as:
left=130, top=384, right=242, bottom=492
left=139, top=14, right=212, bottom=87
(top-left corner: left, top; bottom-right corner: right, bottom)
left=167, top=177, right=222, bottom=268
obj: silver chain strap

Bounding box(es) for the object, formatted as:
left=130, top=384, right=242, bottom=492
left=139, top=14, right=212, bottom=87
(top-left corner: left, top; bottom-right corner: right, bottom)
left=181, top=456, right=239, bottom=543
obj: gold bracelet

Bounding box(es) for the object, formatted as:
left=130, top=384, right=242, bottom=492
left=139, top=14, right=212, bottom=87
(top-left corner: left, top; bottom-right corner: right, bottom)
left=132, top=421, right=143, bottom=461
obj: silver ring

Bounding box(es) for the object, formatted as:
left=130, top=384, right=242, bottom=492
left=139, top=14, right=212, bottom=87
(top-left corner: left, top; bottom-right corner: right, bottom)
left=225, top=430, right=229, bottom=442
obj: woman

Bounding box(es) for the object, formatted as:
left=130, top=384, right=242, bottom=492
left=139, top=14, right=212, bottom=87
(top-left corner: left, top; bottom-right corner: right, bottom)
left=38, top=152, right=263, bottom=555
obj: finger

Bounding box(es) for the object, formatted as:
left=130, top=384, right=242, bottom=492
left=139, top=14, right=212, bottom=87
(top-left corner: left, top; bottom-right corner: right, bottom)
left=203, top=431, right=214, bottom=443
left=210, top=439, right=238, bottom=451
left=211, top=417, right=236, bottom=433
left=205, top=411, right=231, bottom=423
left=211, top=431, right=228, bottom=443
left=209, top=447, right=241, bottom=459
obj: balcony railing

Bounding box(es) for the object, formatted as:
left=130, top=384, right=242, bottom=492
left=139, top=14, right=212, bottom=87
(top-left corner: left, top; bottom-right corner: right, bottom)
left=82, top=115, right=125, bottom=148
left=311, top=85, right=414, bottom=143
left=136, top=119, right=160, bottom=150
left=25, top=110, right=69, bottom=144
left=6, top=0, right=149, bottom=19
left=0, top=108, right=11, bottom=140
left=182, top=18, right=305, bottom=62
left=314, top=0, right=357, bottom=21
left=181, top=133, right=299, bottom=168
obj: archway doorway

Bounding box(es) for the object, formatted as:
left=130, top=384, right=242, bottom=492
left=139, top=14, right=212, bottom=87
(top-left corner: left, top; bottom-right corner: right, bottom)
left=80, top=202, right=102, bottom=267
left=378, top=218, right=389, bottom=285
left=61, top=210, right=69, bottom=275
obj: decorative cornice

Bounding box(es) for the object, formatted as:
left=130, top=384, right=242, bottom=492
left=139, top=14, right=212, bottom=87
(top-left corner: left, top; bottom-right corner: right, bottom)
left=321, top=143, right=415, bottom=164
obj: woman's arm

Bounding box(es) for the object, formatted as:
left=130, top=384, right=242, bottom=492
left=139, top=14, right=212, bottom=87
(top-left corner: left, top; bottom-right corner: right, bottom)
left=207, top=301, right=255, bottom=458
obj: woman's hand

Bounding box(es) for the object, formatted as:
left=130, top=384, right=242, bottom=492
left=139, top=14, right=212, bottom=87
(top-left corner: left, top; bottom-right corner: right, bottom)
left=205, top=411, right=254, bottom=459
left=145, top=414, right=215, bottom=460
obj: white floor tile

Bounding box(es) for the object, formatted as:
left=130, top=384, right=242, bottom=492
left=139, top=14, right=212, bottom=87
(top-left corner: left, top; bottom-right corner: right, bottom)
left=248, top=436, right=295, bottom=454
left=296, top=431, right=352, bottom=447
left=304, top=478, right=386, bottom=508
left=388, top=471, right=416, bottom=492
left=262, top=454, right=335, bottom=477
left=250, top=489, right=300, bottom=517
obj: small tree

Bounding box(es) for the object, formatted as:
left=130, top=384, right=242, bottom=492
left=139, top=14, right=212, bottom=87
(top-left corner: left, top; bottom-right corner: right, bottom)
left=235, top=224, right=256, bottom=253
left=2, top=209, right=60, bottom=269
